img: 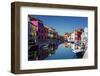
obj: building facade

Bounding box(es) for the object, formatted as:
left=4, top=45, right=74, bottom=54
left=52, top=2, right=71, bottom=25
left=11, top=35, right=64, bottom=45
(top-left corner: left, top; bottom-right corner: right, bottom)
left=64, top=33, right=70, bottom=42
left=28, top=16, right=45, bottom=45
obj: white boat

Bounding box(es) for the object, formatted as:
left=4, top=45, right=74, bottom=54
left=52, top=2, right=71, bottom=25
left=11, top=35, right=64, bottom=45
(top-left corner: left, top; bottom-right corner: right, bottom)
left=73, top=49, right=84, bottom=53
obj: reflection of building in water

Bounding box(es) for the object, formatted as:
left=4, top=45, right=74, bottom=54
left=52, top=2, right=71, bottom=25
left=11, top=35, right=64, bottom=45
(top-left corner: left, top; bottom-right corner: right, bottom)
left=48, top=44, right=58, bottom=56
left=64, top=41, right=86, bottom=58
left=64, top=42, right=71, bottom=48
left=28, top=43, right=58, bottom=60
left=63, top=28, right=87, bottom=58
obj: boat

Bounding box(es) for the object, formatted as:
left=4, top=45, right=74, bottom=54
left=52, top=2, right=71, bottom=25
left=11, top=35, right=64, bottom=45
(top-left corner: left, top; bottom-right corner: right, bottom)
left=73, top=49, right=85, bottom=58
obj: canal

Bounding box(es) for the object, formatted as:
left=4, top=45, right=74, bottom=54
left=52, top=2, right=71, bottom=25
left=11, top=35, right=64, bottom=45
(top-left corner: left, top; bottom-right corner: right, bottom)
left=45, top=43, right=77, bottom=60
left=28, top=42, right=85, bottom=61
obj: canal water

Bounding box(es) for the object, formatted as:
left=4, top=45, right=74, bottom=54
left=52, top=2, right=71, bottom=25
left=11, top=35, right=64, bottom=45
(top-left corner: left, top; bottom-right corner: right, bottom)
left=28, top=42, right=85, bottom=60
left=45, top=43, right=77, bottom=60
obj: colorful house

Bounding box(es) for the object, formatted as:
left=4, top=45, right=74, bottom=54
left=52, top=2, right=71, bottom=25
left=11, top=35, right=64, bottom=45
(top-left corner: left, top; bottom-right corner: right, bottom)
left=64, top=33, right=69, bottom=42
left=28, top=16, right=45, bottom=44
left=37, top=20, right=45, bottom=42
left=28, top=17, right=37, bottom=45
left=81, top=27, right=88, bottom=48
left=44, top=26, right=49, bottom=41
left=70, top=32, right=75, bottom=42
left=74, top=29, right=83, bottom=44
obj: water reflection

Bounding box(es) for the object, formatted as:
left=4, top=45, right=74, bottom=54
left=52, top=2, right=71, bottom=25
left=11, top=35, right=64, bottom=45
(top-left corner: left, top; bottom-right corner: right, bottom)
left=64, top=42, right=86, bottom=58
left=28, top=42, right=86, bottom=61
left=28, top=43, right=58, bottom=60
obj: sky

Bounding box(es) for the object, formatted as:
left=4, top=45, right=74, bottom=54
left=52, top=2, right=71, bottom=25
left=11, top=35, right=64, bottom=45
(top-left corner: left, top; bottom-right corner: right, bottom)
left=30, top=15, right=88, bottom=36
